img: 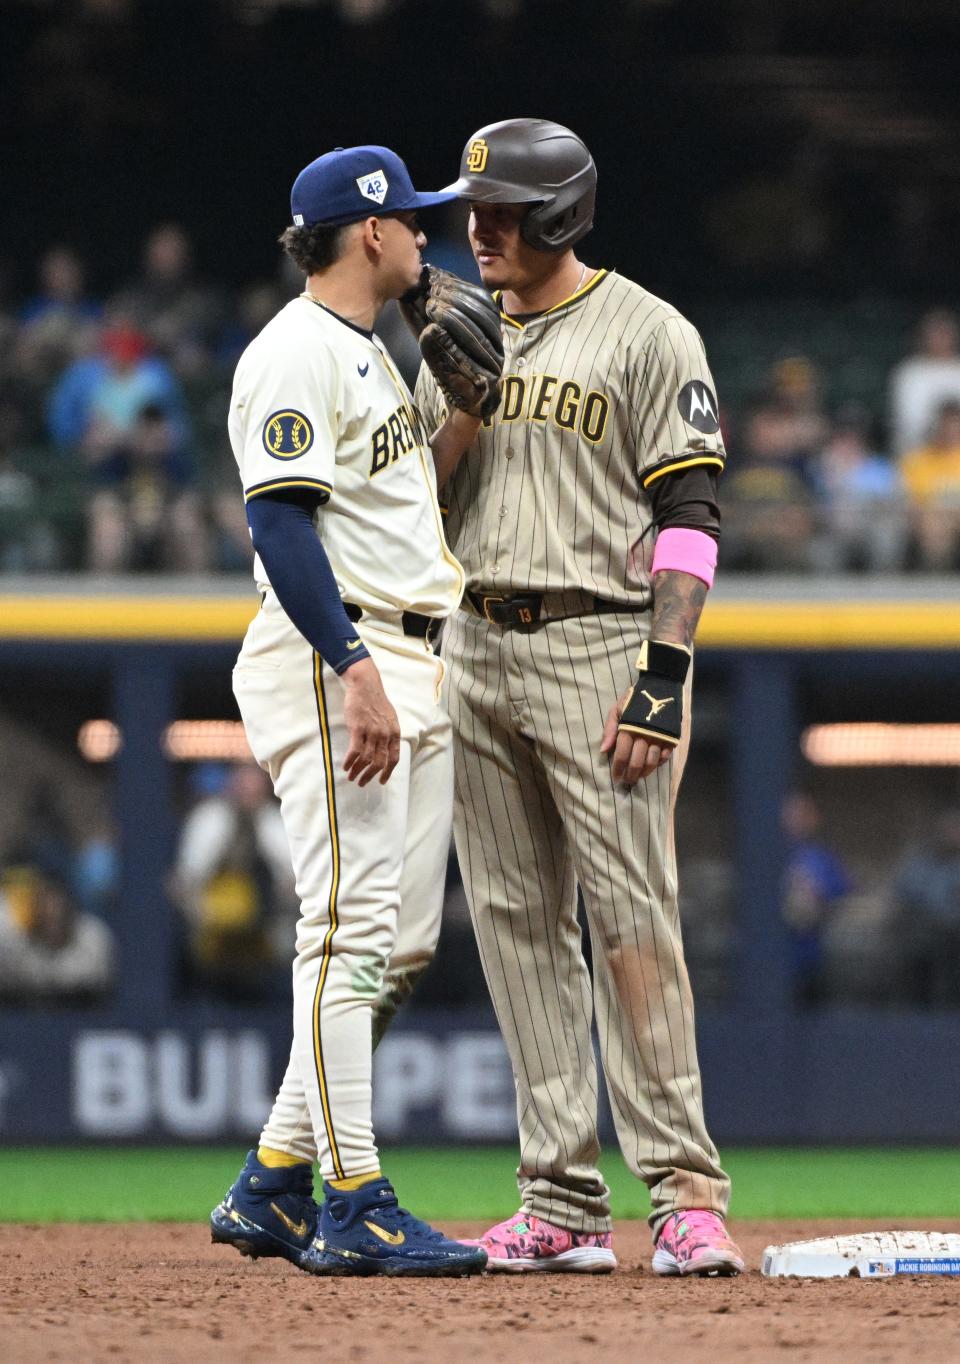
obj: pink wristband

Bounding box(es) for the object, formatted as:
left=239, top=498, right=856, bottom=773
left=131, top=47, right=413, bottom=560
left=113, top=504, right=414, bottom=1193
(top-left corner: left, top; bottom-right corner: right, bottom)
left=650, top=527, right=718, bottom=587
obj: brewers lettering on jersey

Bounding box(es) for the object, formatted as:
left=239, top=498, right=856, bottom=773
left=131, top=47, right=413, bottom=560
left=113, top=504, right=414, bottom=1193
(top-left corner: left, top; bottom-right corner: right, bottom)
left=414, top=117, right=744, bottom=1277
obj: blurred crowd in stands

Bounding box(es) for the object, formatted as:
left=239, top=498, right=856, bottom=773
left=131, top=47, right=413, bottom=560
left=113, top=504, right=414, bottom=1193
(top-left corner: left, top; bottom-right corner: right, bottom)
left=2, top=226, right=960, bottom=574
left=678, top=791, right=960, bottom=1011
left=2, top=762, right=959, bottom=1010
left=724, top=313, right=960, bottom=573
left=0, top=226, right=275, bottom=573
left=170, top=760, right=298, bottom=1001
left=0, top=781, right=117, bottom=1004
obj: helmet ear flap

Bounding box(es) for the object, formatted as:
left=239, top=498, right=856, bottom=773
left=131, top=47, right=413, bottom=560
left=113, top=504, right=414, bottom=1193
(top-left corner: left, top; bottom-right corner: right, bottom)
left=521, top=206, right=565, bottom=250
left=520, top=177, right=597, bottom=253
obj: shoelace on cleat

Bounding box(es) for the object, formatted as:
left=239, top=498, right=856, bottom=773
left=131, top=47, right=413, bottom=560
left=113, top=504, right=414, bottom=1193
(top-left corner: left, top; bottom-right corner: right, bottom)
left=369, top=1190, right=446, bottom=1243
left=324, top=1182, right=449, bottom=1244
left=389, top=1207, right=447, bottom=1243
left=351, top=1189, right=447, bottom=1243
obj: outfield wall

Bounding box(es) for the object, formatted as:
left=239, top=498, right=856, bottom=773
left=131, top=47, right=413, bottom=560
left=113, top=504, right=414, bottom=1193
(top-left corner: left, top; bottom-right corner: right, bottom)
left=0, top=577, right=958, bottom=1144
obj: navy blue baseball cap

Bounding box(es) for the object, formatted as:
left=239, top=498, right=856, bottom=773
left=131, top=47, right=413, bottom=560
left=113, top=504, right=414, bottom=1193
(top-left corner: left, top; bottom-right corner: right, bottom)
left=291, top=145, right=459, bottom=229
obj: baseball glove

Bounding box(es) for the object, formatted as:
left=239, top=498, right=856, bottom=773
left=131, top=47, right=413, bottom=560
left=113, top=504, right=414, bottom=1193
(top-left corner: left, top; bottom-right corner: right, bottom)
left=400, top=266, right=503, bottom=420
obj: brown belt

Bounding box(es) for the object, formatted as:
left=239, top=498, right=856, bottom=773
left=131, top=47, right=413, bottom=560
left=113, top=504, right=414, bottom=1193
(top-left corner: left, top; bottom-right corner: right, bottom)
left=465, top=589, right=646, bottom=629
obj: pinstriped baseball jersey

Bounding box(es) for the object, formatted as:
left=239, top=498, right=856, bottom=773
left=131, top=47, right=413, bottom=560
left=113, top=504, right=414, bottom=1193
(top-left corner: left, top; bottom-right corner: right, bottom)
left=230, top=295, right=464, bottom=617
left=414, top=269, right=725, bottom=600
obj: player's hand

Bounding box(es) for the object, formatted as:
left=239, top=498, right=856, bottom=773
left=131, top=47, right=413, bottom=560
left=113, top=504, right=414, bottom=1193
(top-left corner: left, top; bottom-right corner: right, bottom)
left=600, top=690, right=675, bottom=788
left=430, top=408, right=483, bottom=489
left=340, top=658, right=401, bottom=787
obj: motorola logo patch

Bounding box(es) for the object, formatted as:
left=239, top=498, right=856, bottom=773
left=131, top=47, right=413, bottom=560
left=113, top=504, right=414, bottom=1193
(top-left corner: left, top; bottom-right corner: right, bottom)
left=677, top=380, right=720, bottom=435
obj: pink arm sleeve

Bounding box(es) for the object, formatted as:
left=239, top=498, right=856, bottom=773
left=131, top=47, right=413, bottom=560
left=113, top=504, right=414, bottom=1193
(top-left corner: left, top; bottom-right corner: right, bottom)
left=650, top=527, right=718, bottom=588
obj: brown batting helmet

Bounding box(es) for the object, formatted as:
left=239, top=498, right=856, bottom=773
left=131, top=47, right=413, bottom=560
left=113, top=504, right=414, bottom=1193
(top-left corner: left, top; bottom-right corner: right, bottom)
left=444, top=118, right=597, bottom=252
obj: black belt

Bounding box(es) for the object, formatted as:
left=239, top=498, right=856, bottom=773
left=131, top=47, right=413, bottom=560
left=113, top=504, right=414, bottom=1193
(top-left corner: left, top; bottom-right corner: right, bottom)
left=466, top=589, right=642, bottom=628
left=344, top=601, right=435, bottom=639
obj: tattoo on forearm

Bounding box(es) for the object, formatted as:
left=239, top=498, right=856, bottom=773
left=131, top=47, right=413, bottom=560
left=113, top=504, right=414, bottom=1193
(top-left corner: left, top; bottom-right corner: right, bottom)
left=651, top=570, right=708, bottom=648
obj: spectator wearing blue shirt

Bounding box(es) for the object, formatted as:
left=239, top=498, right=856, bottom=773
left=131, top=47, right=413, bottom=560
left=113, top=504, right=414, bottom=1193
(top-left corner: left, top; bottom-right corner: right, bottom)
left=47, top=322, right=187, bottom=450
left=781, top=792, right=853, bottom=1006
left=85, top=399, right=209, bottom=571
left=14, top=249, right=103, bottom=444
left=810, top=403, right=906, bottom=572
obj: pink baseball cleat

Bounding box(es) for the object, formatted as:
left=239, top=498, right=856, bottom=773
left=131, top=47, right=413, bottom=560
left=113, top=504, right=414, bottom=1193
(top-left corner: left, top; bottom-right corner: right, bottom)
left=476, top=1211, right=617, bottom=1273
left=653, top=1210, right=745, bottom=1276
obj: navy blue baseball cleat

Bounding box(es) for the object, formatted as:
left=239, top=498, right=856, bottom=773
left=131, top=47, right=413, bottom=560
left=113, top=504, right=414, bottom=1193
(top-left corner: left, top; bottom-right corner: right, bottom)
left=210, top=1150, right=319, bottom=1266
left=298, top=1177, right=487, bottom=1277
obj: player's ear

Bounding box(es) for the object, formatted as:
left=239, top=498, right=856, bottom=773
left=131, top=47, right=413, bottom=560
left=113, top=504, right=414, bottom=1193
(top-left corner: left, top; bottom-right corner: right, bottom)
left=361, top=216, right=384, bottom=258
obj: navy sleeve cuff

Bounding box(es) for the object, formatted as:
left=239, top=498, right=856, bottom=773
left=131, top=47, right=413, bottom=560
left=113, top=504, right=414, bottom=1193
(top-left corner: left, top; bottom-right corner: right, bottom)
left=246, top=491, right=370, bottom=675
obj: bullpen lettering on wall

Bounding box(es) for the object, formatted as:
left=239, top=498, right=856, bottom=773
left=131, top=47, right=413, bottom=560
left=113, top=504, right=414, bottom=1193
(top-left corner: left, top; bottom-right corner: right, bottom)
left=54, top=1022, right=517, bottom=1141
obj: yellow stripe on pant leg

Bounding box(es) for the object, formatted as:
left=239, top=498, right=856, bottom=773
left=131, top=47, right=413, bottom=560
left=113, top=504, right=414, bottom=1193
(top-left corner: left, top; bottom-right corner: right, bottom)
left=311, top=652, right=345, bottom=1181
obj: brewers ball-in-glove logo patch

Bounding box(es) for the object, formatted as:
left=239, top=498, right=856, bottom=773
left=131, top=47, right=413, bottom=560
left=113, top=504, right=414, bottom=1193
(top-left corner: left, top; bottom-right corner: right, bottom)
left=262, top=410, right=314, bottom=459
left=677, top=380, right=721, bottom=435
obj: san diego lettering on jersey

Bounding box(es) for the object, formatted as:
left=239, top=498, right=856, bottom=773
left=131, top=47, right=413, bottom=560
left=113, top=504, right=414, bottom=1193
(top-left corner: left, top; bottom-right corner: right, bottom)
left=483, top=373, right=610, bottom=444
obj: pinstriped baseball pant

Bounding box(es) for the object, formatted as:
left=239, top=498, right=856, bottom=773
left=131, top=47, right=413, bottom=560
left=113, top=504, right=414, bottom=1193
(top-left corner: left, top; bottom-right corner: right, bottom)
left=443, top=607, right=730, bottom=1237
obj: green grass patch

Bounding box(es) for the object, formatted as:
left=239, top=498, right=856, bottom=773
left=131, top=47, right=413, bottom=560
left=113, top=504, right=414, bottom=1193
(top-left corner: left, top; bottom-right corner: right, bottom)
left=0, top=1146, right=956, bottom=1223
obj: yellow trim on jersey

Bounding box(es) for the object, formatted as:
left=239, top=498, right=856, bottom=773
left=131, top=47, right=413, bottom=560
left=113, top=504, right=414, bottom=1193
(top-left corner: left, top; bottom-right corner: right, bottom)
left=542, top=268, right=609, bottom=316
left=244, top=477, right=332, bottom=504
left=375, top=346, right=466, bottom=603
left=311, top=653, right=345, bottom=1182
left=496, top=269, right=609, bottom=329
left=642, top=455, right=726, bottom=488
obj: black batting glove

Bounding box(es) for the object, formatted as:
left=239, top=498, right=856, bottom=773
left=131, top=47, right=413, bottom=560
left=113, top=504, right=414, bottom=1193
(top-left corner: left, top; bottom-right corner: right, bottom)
left=617, top=640, right=691, bottom=747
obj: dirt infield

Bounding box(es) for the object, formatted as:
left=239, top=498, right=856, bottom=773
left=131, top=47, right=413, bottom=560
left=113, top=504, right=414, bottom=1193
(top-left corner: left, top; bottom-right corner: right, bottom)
left=2, top=1219, right=958, bottom=1364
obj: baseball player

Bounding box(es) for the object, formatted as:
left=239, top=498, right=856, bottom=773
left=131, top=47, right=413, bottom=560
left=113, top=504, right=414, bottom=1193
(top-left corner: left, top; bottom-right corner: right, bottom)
left=210, top=145, right=500, bottom=1277
left=413, top=119, right=745, bottom=1276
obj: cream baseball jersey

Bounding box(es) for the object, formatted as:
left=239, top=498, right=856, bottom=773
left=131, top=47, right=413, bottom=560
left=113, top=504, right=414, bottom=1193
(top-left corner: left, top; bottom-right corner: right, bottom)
left=230, top=294, right=464, bottom=617
left=415, top=269, right=725, bottom=602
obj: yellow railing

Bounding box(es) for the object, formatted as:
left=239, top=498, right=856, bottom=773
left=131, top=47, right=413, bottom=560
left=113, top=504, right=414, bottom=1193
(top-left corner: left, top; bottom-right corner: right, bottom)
left=0, top=592, right=958, bottom=648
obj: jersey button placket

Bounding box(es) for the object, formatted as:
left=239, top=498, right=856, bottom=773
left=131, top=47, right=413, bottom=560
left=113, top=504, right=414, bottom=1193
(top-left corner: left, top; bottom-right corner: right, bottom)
left=484, top=331, right=524, bottom=583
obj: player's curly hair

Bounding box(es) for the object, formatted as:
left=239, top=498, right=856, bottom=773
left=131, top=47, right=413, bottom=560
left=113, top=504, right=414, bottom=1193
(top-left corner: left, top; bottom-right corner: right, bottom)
left=279, top=222, right=350, bottom=274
